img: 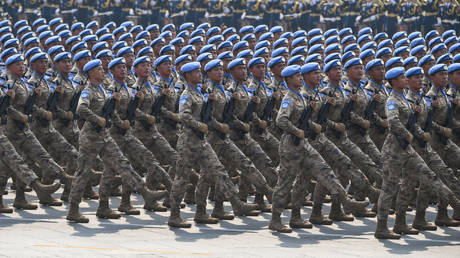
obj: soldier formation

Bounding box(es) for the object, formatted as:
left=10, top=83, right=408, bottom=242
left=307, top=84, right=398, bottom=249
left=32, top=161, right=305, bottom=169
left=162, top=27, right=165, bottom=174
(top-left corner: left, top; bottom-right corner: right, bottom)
left=0, top=0, right=459, bottom=241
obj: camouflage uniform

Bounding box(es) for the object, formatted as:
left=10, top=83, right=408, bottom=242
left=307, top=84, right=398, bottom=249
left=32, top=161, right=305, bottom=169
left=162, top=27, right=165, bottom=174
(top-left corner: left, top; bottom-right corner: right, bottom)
left=267, top=78, right=287, bottom=139
left=154, top=76, right=180, bottom=148
left=125, top=69, right=137, bottom=88
left=364, top=80, right=391, bottom=150
left=72, top=70, right=91, bottom=129
left=447, top=84, right=460, bottom=146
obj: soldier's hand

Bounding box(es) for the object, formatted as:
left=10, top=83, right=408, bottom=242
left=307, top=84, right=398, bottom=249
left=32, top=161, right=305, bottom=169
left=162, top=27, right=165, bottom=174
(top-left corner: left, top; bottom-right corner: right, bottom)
left=360, top=119, right=371, bottom=129
left=406, top=132, right=414, bottom=143
left=79, top=84, right=86, bottom=91
left=312, top=122, right=322, bottom=134
left=273, top=92, right=281, bottom=100
left=34, top=87, right=42, bottom=96
left=219, top=123, right=230, bottom=134
left=310, top=101, right=317, bottom=111
left=334, top=122, right=346, bottom=132
left=241, top=122, right=250, bottom=132
left=295, top=129, right=304, bottom=139
left=161, top=88, right=170, bottom=96
left=208, top=93, right=217, bottom=100
left=6, top=89, right=15, bottom=99
left=198, top=122, right=208, bottom=134
left=146, top=114, right=156, bottom=125
left=252, top=96, right=260, bottom=104
left=231, top=92, right=240, bottom=100
left=113, top=92, right=121, bottom=101
left=120, top=120, right=130, bottom=129
left=135, top=91, right=144, bottom=100
left=432, top=100, right=440, bottom=108
left=170, top=113, right=180, bottom=122
left=423, top=132, right=431, bottom=142
left=96, top=117, right=106, bottom=128
left=379, top=119, right=389, bottom=128
left=55, top=86, right=64, bottom=94
left=20, top=113, right=29, bottom=124
left=44, top=111, right=53, bottom=121
left=414, top=105, right=421, bottom=113
left=258, top=120, right=267, bottom=129
left=66, top=111, right=74, bottom=120
left=453, top=99, right=458, bottom=106
left=327, top=97, right=336, bottom=106
left=373, top=93, right=382, bottom=102
left=440, top=127, right=452, bottom=138
left=350, top=93, right=357, bottom=101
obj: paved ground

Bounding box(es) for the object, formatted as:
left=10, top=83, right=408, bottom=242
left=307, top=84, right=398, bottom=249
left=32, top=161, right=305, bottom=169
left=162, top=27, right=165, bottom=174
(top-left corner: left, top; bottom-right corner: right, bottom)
left=0, top=185, right=459, bottom=257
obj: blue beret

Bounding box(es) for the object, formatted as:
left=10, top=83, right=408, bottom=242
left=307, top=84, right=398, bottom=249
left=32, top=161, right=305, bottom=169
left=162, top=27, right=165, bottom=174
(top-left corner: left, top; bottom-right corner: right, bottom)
left=129, top=25, right=143, bottom=34
left=20, top=31, right=35, bottom=42
left=117, top=46, right=134, bottom=57
left=146, top=24, right=160, bottom=32
left=308, top=44, right=324, bottom=55
left=199, top=44, right=216, bottom=54
left=206, top=26, right=221, bottom=38
left=448, top=63, right=460, bottom=73
left=113, top=26, right=127, bottom=35
left=374, top=32, right=388, bottom=42
left=307, top=28, right=322, bottom=38
left=47, top=45, right=64, bottom=56
left=395, top=38, right=410, bottom=49
left=103, top=22, right=116, bottom=30
left=0, top=26, right=11, bottom=34
left=112, top=41, right=128, bottom=52
left=323, top=60, right=341, bottom=73
left=385, top=67, right=405, bottom=80
left=429, top=37, right=442, bottom=48
left=190, top=29, right=205, bottom=38
left=408, top=31, right=422, bottom=41
left=49, top=18, right=62, bottom=27
left=288, top=55, right=305, bottom=66
left=385, top=57, right=403, bottom=68
left=341, top=51, right=356, bottom=63
left=227, top=34, right=240, bottom=43
left=24, top=37, right=39, bottom=47
left=150, top=37, right=166, bottom=47
left=133, top=56, right=151, bottom=67
left=410, top=37, right=425, bottom=49
left=341, top=35, right=356, bottom=45
left=418, top=55, right=435, bottom=66
left=291, top=46, right=308, bottom=56
left=177, top=30, right=189, bottom=39
left=44, top=35, right=61, bottom=45
left=6, top=54, right=24, bottom=66
left=270, top=26, right=283, bottom=34
left=208, top=35, right=224, bottom=45
left=442, top=29, right=456, bottom=40
left=78, top=29, right=92, bottom=38
left=268, top=56, right=285, bottom=68
left=428, top=63, right=448, bottom=75
left=179, top=45, right=195, bottom=55
left=36, top=25, right=50, bottom=35
left=236, top=49, right=253, bottom=58
left=343, top=43, right=359, bottom=54
left=86, top=21, right=98, bottom=30
left=154, top=55, right=172, bottom=68
left=13, top=20, right=28, bottom=30
left=71, top=22, right=84, bottom=31
left=361, top=41, right=377, bottom=52
left=293, top=30, right=307, bottom=39
left=189, top=36, right=204, bottom=44
left=324, top=29, right=338, bottom=39
left=325, top=43, right=341, bottom=55
left=344, top=58, right=363, bottom=69
left=359, top=49, right=375, bottom=60
left=4, top=39, right=19, bottom=48
left=450, top=43, right=460, bottom=54
left=228, top=58, right=245, bottom=70
left=272, top=38, right=287, bottom=49
left=119, top=33, right=133, bottom=42
left=376, top=47, right=392, bottom=58
left=58, top=30, right=71, bottom=39
left=30, top=52, right=47, bottom=63
left=377, top=39, right=393, bottom=50
left=204, top=59, right=223, bottom=72
left=305, top=53, right=321, bottom=63
left=120, top=21, right=134, bottom=28
left=96, top=49, right=112, bottom=59
left=55, top=23, right=69, bottom=33
left=454, top=53, right=460, bottom=63
left=292, top=37, right=307, bottom=48
left=0, top=19, right=11, bottom=27
left=161, top=24, right=175, bottom=33
left=309, top=35, right=324, bottom=46
left=92, top=41, right=109, bottom=53
left=403, top=56, right=418, bottom=67
left=255, top=25, right=268, bottom=35
left=96, top=28, right=109, bottom=37
left=405, top=67, right=424, bottom=77
left=339, top=27, right=352, bottom=37
left=133, top=39, right=148, bottom=49
left=436, top=53, right=453, bottom=64
left=365, top=58, right=384, bottom=72
left=135, top=31, right=150, bottom=41
left=0, top=33, right=13, bottom=44
left=259, top=32, right=274, bottom=42
left=358, top=27, right=372, bottom=38
left=71, top=42, right=87, bottom=53
left=223, top=27, right=236, bottom=37
left=159, top=45, right=175, bottom=55
left=445, top=36, right=458, bottom=46
left=197, top=23, right=210, bottom=30
left=38, top=31, right=52, bottom=40
left=181, top=61, right=201, bottom=73
left=233, top=41, right=249, bottom=52
left=280, top=32, right=293, bottom=39
left=432, top=43, right=447, bottom=54
left=175, top=54, right=192, bottom=65
left=170, top=37, right=185, bottom=46
left=272, top=47, right=288, bottom=58
left=54, top=52, right=72, bottom=63
left=74, top=50, right=91, bottom=62
left=197, top=52, right=213, bottom=62
left=218, top=51, right=234, bottom=60
left=301, top=62, right=320, bottom=74
left=425, top=30, right=439, bottom=41
left=65, top=36, right=80, bottom=46
left=179, top=22, right=194, bottom=32
left=324, top=53, right=341, bottom=64
left=137, top=46, right=153, bottom=57
left=108, top=57, right=126, bottom=70
left=392, top=31, right=407, bottom=42
left=218, top=41, right=233, bottom=50
left=17, top=26, right=31, bottom=35
left=248, top=57, right=265, bottom=68
left=24, top=47, right=39, bottom=60
left=254, top=47, right=269, bottom=58
left=281, top=65, right=301, bottom=77
left=394, top=46, right=409, bottom=56
left=411, top=45, right=427, bottom=56
left=239, top=25, right=254, bottom=35
left=357, top=34, right=372, bottom=45
left=255, top=40, right=270, bottom=51
left=32, top=18, right=46, bottom=28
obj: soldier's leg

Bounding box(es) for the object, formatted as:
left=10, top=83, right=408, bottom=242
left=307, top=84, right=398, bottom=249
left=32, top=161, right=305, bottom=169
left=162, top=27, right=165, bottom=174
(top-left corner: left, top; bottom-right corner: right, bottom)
left=412, top=182, right=438, bottom=231
left=290, top=173, right=314, bottom=228
left=433, top=140, right=460, bottom=170
left=348, top=133, right=383, bottom=167
left=38, top=130, right=79, bottom=176
left=394, top=173, right=420, bottom=235
left=253, top=131, right=280, bottom=166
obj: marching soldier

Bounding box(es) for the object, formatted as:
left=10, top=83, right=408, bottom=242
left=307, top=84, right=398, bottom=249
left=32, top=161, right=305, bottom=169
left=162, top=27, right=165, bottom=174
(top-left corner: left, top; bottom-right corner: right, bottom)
left=399, top=0, right=421, bottom=32
left=321, top=0, right=341, bottom=30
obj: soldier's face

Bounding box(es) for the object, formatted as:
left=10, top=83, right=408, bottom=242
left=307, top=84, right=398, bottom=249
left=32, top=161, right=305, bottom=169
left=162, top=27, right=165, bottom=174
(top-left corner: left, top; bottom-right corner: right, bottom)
left=408, top=74, right=424, bottom=92
left=287, top=73, right=302, bottom=90
left=134, top=62, right=151, bottom=79
left=369, top=65, right=385, bottom=82
left=271, top=63, right=286, bottom=77
left=123, top=53, right=135, bottom=67
left=8, top=61, right=25, bottom=78
left=392, top=75, right=408, bottom=91
left=187, top=69, right=202, bottom=85
left=77, top=57, right=92, bottom=70
left=89, top=66, right=105, bottom=83
left=208, top=66, right=224, bottom=83
left=303, top=70, right=321, bottom=86
left=231, top=65, right=247, bottom=81
left=431, top=71, right=448, bottom=88
left=31, top=59, right=48, bottom=75
left=56, top=59, right=73, bottom=74
left=449, top=70, right=460, bottom=87
left=100, top=57, right=112, bottom=72
left=158, top=61, right=173, bottom=76
left=111, top=63, right=127, bottom=80
left=327, top=67, right=342, bottom=82
left=250, top=64, right=265, bottom=80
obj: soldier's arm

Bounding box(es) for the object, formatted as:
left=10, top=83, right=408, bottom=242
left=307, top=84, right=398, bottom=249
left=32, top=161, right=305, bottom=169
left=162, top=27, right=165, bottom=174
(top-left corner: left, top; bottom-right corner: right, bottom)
left=77, top=89, right=100, bottom=125
left=387, top=98, right=411, bottom=139
left=7, top=86, right=27, bottom=122
left=178, top=93, right=201, bottom=131
left=275, top=96, right=298, bottom=135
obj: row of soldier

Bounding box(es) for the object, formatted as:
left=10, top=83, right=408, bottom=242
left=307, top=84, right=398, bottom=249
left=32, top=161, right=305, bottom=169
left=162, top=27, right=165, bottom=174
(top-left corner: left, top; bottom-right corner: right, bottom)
left=3, top=0, right=460, bottom=35
left=0, top=17, right=459, bottom=240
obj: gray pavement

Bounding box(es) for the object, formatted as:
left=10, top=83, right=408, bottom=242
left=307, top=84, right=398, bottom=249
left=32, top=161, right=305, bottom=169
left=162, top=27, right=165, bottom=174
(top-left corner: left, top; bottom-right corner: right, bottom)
left=0, top=184, right=459, bottom=257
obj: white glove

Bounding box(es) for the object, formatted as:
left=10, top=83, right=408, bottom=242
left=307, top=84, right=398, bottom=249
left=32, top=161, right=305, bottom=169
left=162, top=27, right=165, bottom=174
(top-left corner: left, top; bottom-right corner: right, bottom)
left=205, top=12, right=209, bottom=18
left=33, top=9, right=40, bottom=15
left=6, top=0, right=12, bottom=4
left=398, top=18, right=402, bottom=24
left=18, top=7, right=23, bottom=13
left=437, top=17, right=442, bottom=25
left=129, top=8, right=134, bottom=15
left=115, top=0, right=121, bottom=4
left=185, top=1, right=190, bottom=8
left=93, top=10, right=98, bottom=16
left=356, top=16, right=361, bottom=22
left=179, top=11, right=185, bottom=16
left=256, top=15, right=262, bottom=20
left=320, top=16, right=324, bottom=23
left=143, top=9, right=148, bottom=15
left=280, top=13, right=284, bottom=20
left=224, top=7, right=231, bottom=13
left=294, top=13, right=299, bottom=18
left=76, top=0, right=83, bottom=4
left=150, top=0, right=156, bottom=6
left=241, top=13, right=246, bottom=20
left=370, top=15, right=376, bottom=21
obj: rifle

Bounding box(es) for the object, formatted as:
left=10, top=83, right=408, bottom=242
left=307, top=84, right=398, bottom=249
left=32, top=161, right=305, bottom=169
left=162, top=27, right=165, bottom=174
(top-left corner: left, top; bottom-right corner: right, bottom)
left=256, top=86, right=278, bottom=134
left=92, top=86, right=118, bottom=132
left=213, top=88, right=236, bottom=140
left=0, top=81, right=15, bottom=125
left=401, top=97, right=421, bottom=149
left=120, top=86, right=140, bottom=135
left=440, top=91, right=457, bottom=145
left=292, top=96, right=314, bottom=146
left=334, top=88, right=357, bottom=137
left=238, top=84, right=260, bottom=139
left=313, top=88, right=336, bottom=139
left=63, top=78, right=87, bottom=126
left=142, top=78, right=174, bottom=130
left=423, top=90, right=438, bottom=144
left=196, top=87, right=214, bottom=139
left=358, top=88, right=381, bottom=136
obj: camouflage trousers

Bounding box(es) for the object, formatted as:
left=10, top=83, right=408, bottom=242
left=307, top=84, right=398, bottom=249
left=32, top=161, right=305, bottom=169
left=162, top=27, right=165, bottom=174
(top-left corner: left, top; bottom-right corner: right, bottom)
left=110, top=128, right=172, bottom=195
left=272, top=135, right=347, bottom=214
left=326, top=130, right=383, bottom=186
left=251, top=128, right=280, bottom=166
left=69, top=128, right=144, bottom=204
left=348, top=126, right=383, bottom=167
left=430, top=133, right=460, bottom=170
left=369, top=126, right=387, bottom=151
left=378, top=134, right=456, bottom=220
left=158, top=122, right=179, bottom=149
left=170, top=130, right=237, bottom=210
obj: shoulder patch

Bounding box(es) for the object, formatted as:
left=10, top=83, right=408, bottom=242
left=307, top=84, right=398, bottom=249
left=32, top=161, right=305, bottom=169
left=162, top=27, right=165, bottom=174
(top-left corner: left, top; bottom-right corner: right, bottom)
left=281, top=99, right=292, bottom=109
left=81, top=90, right=90, bottom=99
left=387, top=100, right=397, bottom=111
left=179, top=95, right=189, bottom=105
